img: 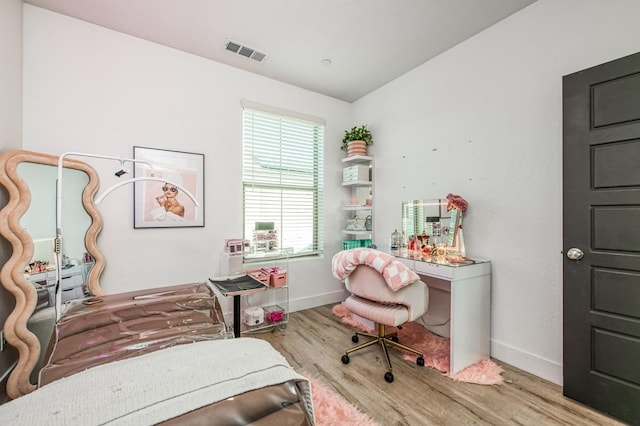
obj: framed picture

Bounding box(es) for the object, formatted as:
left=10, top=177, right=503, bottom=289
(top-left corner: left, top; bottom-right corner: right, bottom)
left=133, top=146, right=205, bottom=228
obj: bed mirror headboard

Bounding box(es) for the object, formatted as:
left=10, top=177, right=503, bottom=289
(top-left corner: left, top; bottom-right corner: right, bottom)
left=0, top=150, right=105, bottom=398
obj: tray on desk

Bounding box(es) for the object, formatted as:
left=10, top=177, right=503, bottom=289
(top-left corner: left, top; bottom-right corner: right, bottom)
left=208, top=274, right=268, bottom=297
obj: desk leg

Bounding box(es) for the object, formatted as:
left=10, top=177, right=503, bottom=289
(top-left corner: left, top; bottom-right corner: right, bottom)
left=233, top=294, right=241, bottom=338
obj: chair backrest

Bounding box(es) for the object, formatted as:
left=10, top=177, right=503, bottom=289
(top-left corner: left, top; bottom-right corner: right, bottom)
left=345, top=265, right=429, bottom=322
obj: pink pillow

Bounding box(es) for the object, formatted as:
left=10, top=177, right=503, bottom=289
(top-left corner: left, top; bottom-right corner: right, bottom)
left=332, top=248, right=419, bottom=291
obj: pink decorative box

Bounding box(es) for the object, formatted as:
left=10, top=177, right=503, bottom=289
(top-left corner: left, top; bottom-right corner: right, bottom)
left=269, top=273, right=287, bottom=288
left=224, top=239, right=244, bottom=255
left=264, top=305, right=284, bottom=323
left=261, top=267, right=287, bottom=288
left=246, top=269, right=270, bottom=285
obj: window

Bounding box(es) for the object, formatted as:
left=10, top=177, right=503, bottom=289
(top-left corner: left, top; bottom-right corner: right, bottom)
left=242, top=101, right=324, bottom=259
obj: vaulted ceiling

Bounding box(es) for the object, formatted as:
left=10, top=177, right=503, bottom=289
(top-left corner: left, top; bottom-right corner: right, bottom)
left=24, top=0, right=537, bottom=102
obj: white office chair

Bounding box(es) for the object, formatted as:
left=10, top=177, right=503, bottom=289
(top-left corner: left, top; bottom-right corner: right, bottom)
left=340, top=264, right=429, bottom=383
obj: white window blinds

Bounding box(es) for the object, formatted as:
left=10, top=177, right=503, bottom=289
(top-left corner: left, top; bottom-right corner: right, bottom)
left=242, top=103, right=324, bottom=259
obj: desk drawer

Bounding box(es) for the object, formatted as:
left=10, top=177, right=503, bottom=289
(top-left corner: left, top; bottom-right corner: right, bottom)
left=413, top=261, right=454, bottom=280
left=61, top=273, right=84, bottom=289
left=62, top=286, right=84, bottom=302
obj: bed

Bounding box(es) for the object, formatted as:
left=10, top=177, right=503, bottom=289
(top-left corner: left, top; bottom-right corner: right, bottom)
left=0, top=150, right=315, bottom=424
left=0, top=282, right=315, bottom=424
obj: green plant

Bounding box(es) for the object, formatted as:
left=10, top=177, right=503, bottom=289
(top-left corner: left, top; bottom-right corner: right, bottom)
left=341, top=125, right=373, bottom=151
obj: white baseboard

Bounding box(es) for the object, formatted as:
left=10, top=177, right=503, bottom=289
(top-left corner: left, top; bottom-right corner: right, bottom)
left=491, top=338, right=563, bottom=385
left=289, top=289, right=348, bottom=313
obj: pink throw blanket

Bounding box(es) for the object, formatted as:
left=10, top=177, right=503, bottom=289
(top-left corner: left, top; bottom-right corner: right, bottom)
left=331, top=248, right=419, bottom=291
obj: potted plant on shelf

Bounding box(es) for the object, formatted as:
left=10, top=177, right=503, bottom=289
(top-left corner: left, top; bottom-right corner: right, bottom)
left=341, top=125, right=373, bottom=156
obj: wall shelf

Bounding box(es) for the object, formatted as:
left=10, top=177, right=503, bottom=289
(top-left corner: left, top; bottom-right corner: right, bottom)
left=341, top=155, right=374, bottom=246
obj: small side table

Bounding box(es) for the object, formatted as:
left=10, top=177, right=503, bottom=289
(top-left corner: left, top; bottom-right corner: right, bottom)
left=208, top=274, right=268, bottom=337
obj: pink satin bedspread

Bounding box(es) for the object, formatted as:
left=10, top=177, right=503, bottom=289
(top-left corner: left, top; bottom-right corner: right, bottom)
left=35, top=282, right=313, bottom=425
left=39, top=282, right=227, bottom=386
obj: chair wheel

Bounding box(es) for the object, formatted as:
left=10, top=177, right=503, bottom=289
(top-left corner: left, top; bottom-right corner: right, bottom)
left=341, top=355, right=350, bottom=364
left=416, top=356, right=425, bottom=366
left=351, top=335, right=359, bottom=343
left=391, top=336, right=399, bottom=343
left=384, top=372, right=394, bottom=383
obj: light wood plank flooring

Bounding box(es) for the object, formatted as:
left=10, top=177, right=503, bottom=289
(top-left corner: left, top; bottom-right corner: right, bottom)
left=248, top=304, right=626, bottom=426
left=0, top=304, right=627, bottom=425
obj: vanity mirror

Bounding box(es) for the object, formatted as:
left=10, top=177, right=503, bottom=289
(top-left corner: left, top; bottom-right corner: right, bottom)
left=401, top=195, right=468, bottom=262
left=401, top=199, right=450, bottom=244
left=0, top=150, right=104, bottom=397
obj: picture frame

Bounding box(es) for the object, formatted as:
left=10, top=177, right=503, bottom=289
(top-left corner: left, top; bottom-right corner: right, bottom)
left=133, top=146, right=205, bottom=228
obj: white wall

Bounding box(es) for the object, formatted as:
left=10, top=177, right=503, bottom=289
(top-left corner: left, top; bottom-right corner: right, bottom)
left=0, top=0, right=22, bottom=152
left=20, top=0, right=640, bottom=386
left=354, top=0, right=640, bottom=384
left=22, top=5, right=353, bottom=314
left=0, top=0, right=23, bottom=388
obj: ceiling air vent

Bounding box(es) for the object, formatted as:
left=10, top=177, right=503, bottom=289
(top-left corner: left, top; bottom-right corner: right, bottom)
left=225, top=40, right=241, bottom=53
left=225, top=39, right=267, bottom=63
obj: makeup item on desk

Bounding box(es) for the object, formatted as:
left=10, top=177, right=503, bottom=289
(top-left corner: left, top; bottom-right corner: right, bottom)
left=435, top=244, right=447, bottom=263
left=390, top=229, right=400, bottom=254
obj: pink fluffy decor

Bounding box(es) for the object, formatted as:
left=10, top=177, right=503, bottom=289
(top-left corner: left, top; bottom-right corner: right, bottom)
left=446, top=193, right=468, bottom=212
left=332, top=304, right=503, bottom=385
left=304, top=373, right=380, bottom=426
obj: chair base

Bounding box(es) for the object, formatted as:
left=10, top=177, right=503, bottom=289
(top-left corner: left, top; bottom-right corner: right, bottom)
left=342, top=323, right=425, bottom=382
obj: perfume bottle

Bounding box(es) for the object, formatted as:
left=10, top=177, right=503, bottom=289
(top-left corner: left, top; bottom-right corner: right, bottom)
left=390, top=229, right=400, bottom=255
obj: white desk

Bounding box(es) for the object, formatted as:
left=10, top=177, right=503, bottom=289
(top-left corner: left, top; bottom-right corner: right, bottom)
left=396, top=256, right=491, bottom=376
left=25, top=265, right=86, bottom=304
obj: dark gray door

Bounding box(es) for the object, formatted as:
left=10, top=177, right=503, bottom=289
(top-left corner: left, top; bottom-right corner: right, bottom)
left=563, top=51, right=640, bottom=425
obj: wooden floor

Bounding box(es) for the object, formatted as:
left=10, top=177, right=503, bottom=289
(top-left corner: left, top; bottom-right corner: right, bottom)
left=0, top=304, right=627, bottom=425
left=249, top=304, right=626, bottom=426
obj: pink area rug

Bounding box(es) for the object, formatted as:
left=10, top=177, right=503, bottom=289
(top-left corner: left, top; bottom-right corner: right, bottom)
left=306, top=373, right=379, bottom=426
left=332, top=304, right=503, bottom=385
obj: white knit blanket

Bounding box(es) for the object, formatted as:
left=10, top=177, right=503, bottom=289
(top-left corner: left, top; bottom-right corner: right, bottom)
left=0, top=338, right=314, bottom=425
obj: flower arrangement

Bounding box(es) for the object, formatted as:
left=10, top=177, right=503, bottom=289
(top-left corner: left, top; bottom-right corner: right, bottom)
left=341, top=125, right=373, bottom=151
left=446, top=193, right=468, bottom=212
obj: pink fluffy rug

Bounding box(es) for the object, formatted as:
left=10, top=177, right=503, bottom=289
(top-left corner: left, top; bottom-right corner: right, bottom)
left=332, top=304, right=503, bottom=385
left=306, top=374, right=379, bottom=426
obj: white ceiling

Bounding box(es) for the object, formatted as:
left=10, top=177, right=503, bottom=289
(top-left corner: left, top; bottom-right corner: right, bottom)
left=24, top=0, right=537, bottom=103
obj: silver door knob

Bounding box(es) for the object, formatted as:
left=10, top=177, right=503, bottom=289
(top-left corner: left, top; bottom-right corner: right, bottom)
left=566, top=248, right=584, bottom=260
